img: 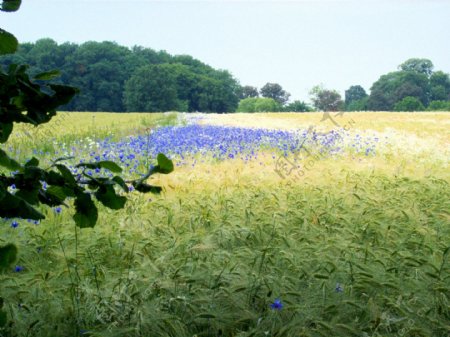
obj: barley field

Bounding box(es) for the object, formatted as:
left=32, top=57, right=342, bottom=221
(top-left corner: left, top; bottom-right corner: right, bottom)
left=1, top=112, right=449, bottom=337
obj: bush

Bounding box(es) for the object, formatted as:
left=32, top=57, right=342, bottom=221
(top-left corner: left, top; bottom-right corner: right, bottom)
left=393, top=96, right=425, bottom=112
left=427, top=100, right=450, bottom=111
left=346, top=97, right=368, bottom=111
left=237, top=97, right=282, bottom=112
left=283, top=100, right=313, bottom=112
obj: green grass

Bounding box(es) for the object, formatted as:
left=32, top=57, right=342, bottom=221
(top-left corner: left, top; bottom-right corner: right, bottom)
left=0, top=112, right=449, bottom=337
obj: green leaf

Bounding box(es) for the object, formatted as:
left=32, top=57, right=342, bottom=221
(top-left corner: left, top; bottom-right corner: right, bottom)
left=112, top=176, right=129, bottom=192
left=34, top=69, right=60, bottom=81
left=98, top=161, right=122, bottom=173
left=46, top=186, right=70, bottom=201
left=0, top=122, right=13, bottom=143
left=0, top=309, right=6, bottom=328
left=0, top=191, right=44, bottom=220
left=156, top=153, right=174, bottom=174
left=73, top=191, right=98, bottom=228
left=132, top=182, right=162, bottom=194
left=0, top=29, right=18, bottom=55
left=0, top=149, right=21, bottom=170
left=56, top=164, right=77, bottom=186
left=76, top=161, right=122, bottom=173
left=0, top=243, right=17, bottom=272
left=95, top=185, right=126, bottom=210
left=25, top=157, right=39, bottom=167
left=0, top=0, right=21, bottom=12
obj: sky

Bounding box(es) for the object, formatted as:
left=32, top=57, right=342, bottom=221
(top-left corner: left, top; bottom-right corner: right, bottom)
left=1, top=0, right=450, bottom=101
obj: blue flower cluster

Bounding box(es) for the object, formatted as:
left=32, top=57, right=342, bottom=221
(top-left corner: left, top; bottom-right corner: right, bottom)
left=51, top=125, right=379, bottom=178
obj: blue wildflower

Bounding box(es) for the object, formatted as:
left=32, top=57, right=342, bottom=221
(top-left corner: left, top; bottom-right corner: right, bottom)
left=270, top=298, right=283, bottom=310
left=11, top=220, right=19, bottom=228
left=14, top=265, right=24, bottom=272
left=54, top=206, right=62, bottom=214
left=335, top=283, right=344, bottom=293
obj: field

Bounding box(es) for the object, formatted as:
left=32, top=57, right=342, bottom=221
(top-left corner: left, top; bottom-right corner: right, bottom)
left=1, top=112, right=449, bottom=337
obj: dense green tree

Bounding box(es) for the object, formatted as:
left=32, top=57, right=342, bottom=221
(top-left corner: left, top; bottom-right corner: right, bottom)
left=399, top=58, right=434, bottom=77
left=429, top=71, right=450, bottom=101
left=309, top=85, right=343, bottom=111
left=346, top=97, right=368, bottom=111
left=345, top=85, right=367, bottom=110
left=260, top=82, right=290, bottom=105
left=393, top=96, right=425, bottom=111
left=367, top=71, right=429, bottom=110
left=124, top=64, right=185, bottom=112
left=0, top=40, right=240, bottom=113
left=283, top=100, right=312, bottom=112
left=240, top=85, right=259, bottom=99
left=237, top=97, right=282, bottom=112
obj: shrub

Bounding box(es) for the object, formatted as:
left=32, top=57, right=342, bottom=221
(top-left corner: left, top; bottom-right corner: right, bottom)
left=427, top=100, right=450, bottom=111
left=237, top=97, right=282, bottom=112
left=393, top=96, right=425, bottom=112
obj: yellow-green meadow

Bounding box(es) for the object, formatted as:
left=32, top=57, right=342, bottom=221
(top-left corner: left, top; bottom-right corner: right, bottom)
left=1, top=112, right=449, bottom=336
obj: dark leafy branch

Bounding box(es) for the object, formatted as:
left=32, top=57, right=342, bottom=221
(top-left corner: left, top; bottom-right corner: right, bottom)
left=0, top=2, right=174, bottom=326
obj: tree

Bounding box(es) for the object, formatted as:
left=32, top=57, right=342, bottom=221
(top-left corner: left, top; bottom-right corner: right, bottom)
left=260, top=82, right=290, bottom=105
left=345, top=85, right=367, bottom=110
left=283, top=100, right=312, bottom=112
left=0, top=40, right=241, bottom=113
left=309, top=85, right=343, bottom=111
left=393, top=96, right=425, bottom=111
left=367, top=71, right=429, bottom=111
left=124, top=64, right=185, bottom=112
left=240, top=85, right=259, bottom=99
left=399, top=58, right=434, bottom=77
left=236, top=97, right=282, bottom=112
left=429, top=71, right=450, bottom=101
left=346, top=97, right=368, bottom=111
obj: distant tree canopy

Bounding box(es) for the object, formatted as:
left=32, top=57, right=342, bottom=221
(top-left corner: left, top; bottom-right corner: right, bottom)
left=239, top=85, right=259, bottom=99
left=345, top=85, right=368, bottom=111
left=236, top=97, right=282, bottom=112
left=310, top=85, right=344, bottom=112
left=260, top=82, right=290, bottom=105
left=399, top=58, right=434, bottom=77
left=0, top=39, right=241, bottom=113
left=283, top=100, right=312, bottom=112
left=366, top=58, right=450, bottom=111
left=2, top=42, right=449, bottom=113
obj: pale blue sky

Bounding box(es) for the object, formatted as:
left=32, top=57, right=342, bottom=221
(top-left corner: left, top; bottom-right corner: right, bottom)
left=2, top=0, right=450, bottom=101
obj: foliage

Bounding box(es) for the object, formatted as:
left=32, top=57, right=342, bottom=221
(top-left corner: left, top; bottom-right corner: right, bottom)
left=346, top=97, right=368, bottom=111
left=260, top=82, right=290, bottom=105
left=367, top=70, right=429, bottom=111
left=236, top=97, right=282, bottom=112
left=427, top=100, right=450, bottom=111
left=399, top=58, right=434, bottom=77
left=0, top=39, right=241, bottom=113
left=393, top=96, right=425, bottom=111
left=368, top=60, right=450, bottom=111
left=283, top=100, right=313, bottom=112
left=429, top=71, right=450, bottom=101
left=239, top=85, right=259, bottom=99
left=309, top=85, right=344, bottom=111
left=124, top=64, right=186, bottom=112
left=0, top=2, right=174, bottom=330
left=344, top=85, right=367, bottom=110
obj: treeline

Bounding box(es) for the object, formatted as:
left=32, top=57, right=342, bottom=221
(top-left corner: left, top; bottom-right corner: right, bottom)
left=0, top=39, right=241, bottom=112
left=238, top=58, right=450, bottom=112
left=1, top=40, right=449, bottom=112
